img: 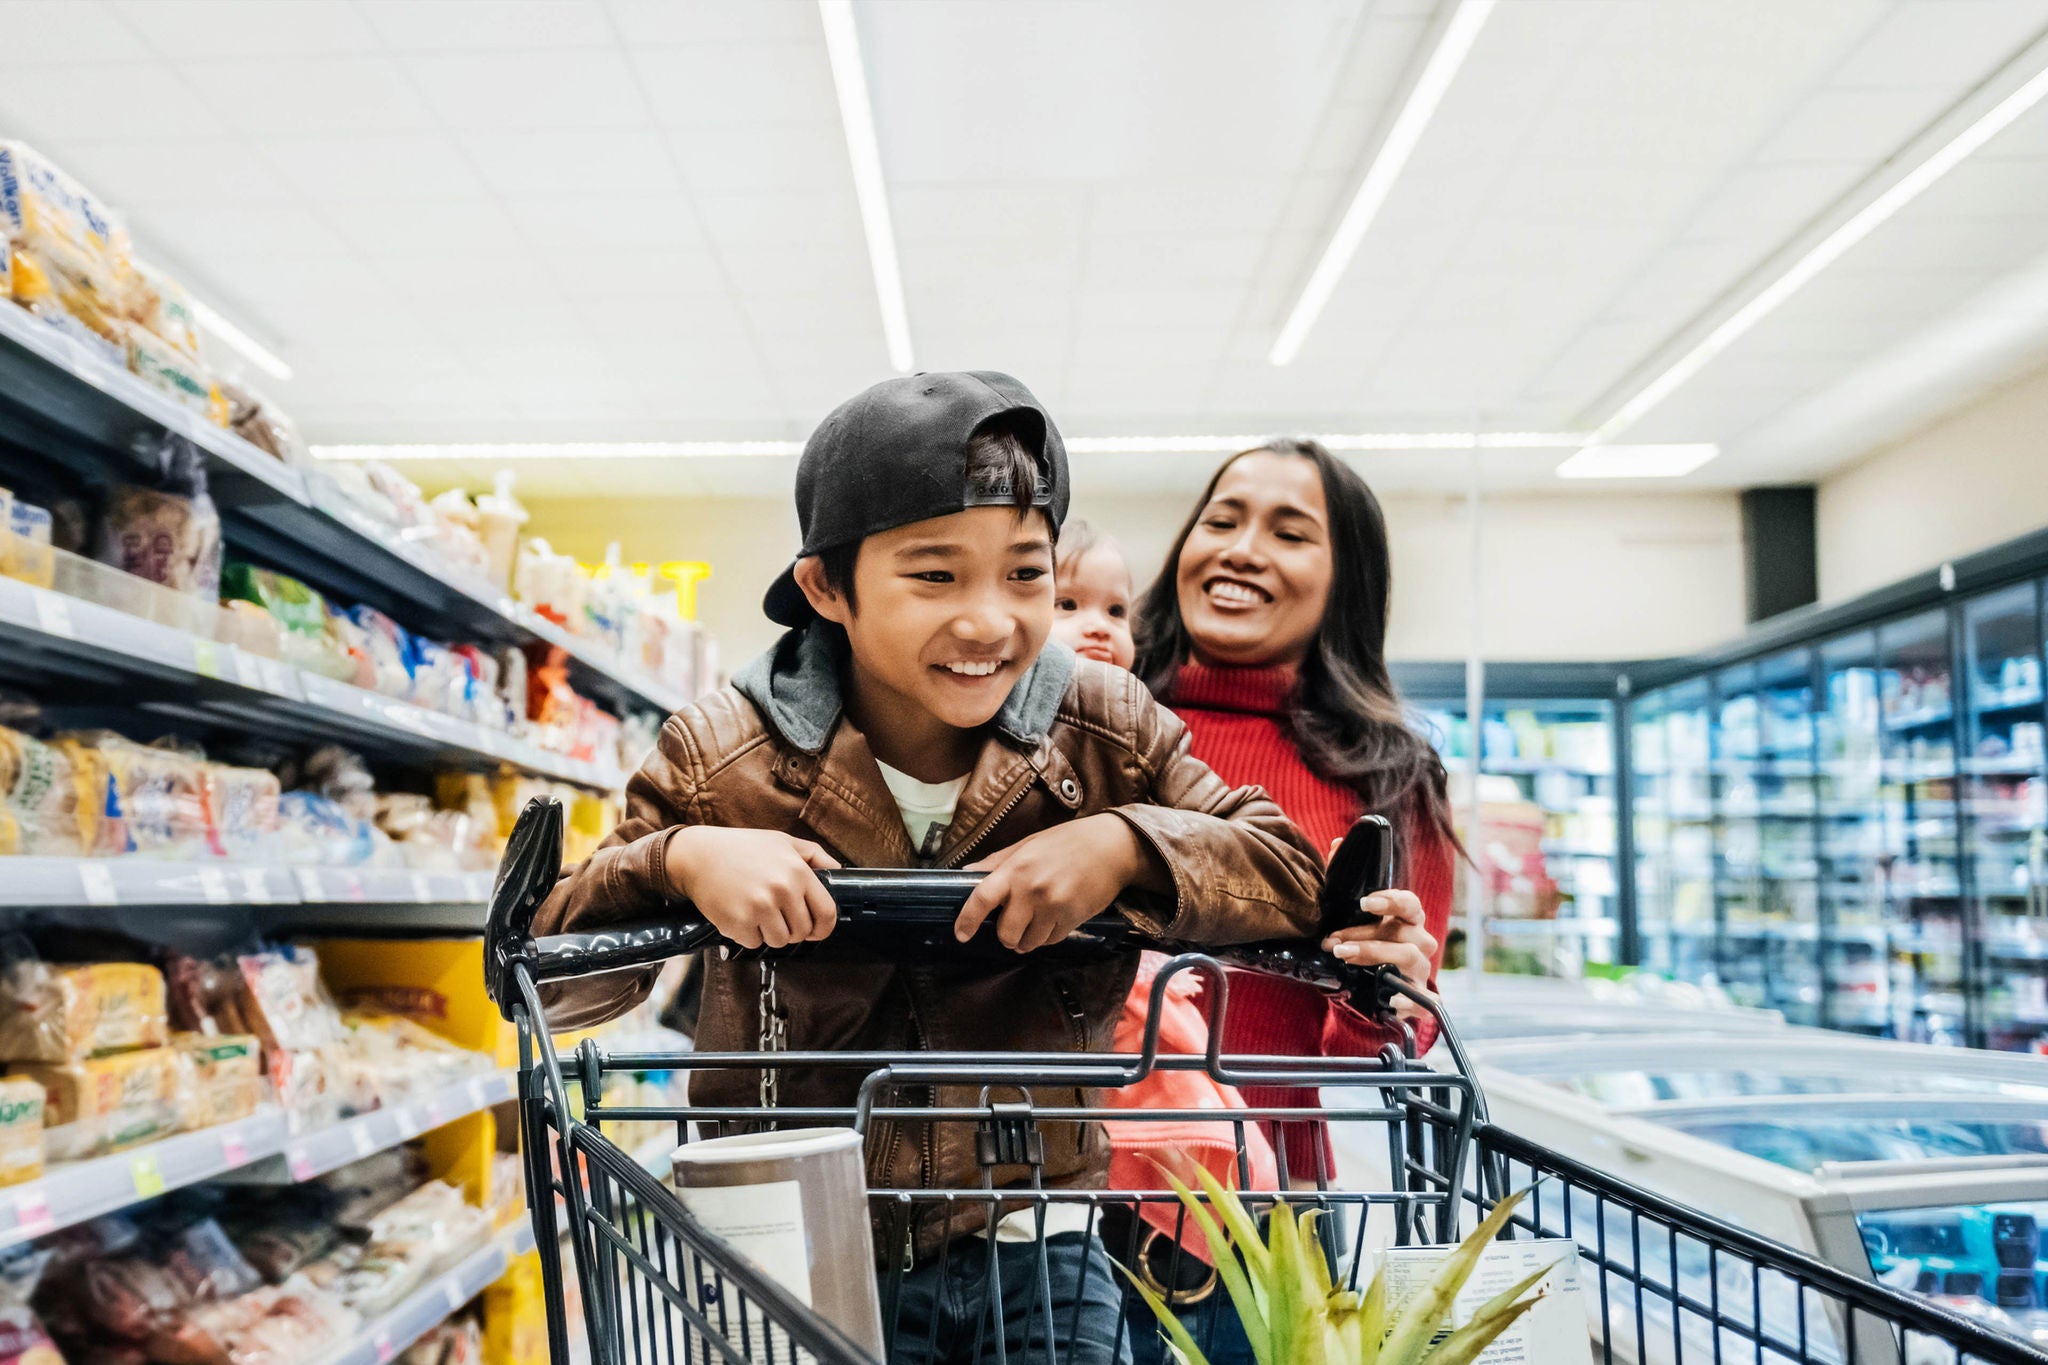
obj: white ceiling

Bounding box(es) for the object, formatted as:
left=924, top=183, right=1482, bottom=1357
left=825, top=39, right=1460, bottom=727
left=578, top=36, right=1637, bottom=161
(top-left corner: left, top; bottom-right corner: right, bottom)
left=4, top=0, right=2048, bottom=497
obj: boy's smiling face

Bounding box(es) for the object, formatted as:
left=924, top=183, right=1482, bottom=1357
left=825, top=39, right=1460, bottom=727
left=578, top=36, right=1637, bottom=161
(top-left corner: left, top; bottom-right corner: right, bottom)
left=797, top=506, right=1056, bottom=746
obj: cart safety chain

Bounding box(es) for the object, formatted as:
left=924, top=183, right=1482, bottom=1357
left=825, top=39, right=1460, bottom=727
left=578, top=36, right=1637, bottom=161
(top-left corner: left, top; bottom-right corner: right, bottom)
left=758, top=958, right=788, bottom=1120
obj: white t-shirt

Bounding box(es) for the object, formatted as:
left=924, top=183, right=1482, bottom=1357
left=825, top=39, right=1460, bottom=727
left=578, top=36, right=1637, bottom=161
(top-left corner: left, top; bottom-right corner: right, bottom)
left=875, top=760, right=968, bottom=862
left=875, top=758, right=1093, bottom=1242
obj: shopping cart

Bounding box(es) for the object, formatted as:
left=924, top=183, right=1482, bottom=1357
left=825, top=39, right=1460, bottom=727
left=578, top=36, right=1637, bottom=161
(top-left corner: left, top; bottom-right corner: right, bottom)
left=486, top=798, right=2047, bottom=1365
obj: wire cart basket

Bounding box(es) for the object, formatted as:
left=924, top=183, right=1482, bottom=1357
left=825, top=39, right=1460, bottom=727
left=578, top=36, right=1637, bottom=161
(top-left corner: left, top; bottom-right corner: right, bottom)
left=486, top=799, right=2048, bottom=1365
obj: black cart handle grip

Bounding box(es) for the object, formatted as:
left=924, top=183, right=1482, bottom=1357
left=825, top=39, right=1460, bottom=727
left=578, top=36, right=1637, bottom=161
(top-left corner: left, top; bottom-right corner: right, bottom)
left=485, top=799, right=1395, bottom=1018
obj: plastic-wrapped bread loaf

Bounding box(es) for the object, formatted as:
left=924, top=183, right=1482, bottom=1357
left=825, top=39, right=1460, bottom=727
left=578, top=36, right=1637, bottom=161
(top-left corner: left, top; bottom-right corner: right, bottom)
left=0, top=959, right=169, bottom=1061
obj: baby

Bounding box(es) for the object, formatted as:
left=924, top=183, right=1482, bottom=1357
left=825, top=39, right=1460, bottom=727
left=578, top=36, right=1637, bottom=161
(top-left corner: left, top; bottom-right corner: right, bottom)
left=1051, top=519, right=1134, bottom=669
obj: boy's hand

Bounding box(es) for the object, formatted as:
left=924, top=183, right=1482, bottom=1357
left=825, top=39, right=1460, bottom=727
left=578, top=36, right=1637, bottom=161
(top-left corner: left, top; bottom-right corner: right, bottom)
left=665, top=827, right=842, bottom=950
left=955, top=815, right=1161, bottom=952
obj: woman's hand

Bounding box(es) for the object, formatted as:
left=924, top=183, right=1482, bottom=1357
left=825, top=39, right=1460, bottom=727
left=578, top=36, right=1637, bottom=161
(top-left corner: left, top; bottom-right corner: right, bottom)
left=1321, top=888, right=1437, bottom=1019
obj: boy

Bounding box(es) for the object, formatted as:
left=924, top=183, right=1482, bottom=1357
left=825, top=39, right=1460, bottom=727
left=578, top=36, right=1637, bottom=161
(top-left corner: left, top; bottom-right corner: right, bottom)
left=1051, top=519, right=1135, bottom=670
left=534, top=372, right=1320, bottom=1363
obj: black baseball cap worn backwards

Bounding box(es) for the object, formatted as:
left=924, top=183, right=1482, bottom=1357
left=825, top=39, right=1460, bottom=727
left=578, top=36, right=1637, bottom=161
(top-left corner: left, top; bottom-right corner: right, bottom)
left=762, top=370, right=1071, bottom=627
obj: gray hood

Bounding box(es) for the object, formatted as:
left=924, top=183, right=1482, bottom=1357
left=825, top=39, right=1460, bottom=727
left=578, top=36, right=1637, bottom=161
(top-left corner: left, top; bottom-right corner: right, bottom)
left=731, top=623, right=1078, bottom=755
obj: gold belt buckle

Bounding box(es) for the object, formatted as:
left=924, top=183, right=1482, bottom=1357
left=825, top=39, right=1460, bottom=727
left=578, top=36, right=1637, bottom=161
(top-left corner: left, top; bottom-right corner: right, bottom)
left=1133, top=1225, right=1219, bottom=1308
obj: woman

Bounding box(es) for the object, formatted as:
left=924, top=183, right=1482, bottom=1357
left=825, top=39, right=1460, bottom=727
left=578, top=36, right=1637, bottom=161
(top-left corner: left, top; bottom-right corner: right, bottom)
left=1133, top=436, right=1456, bottom=1183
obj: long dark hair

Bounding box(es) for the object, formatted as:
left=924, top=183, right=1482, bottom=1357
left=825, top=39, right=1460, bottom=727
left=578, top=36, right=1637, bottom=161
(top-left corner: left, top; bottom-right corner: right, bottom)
left=1132, top=438, right=1454, bottom=845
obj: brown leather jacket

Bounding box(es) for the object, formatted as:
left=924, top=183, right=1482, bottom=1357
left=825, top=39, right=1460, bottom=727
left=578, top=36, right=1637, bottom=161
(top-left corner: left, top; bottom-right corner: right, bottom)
left=532, top=628, right=1321, bottom=1263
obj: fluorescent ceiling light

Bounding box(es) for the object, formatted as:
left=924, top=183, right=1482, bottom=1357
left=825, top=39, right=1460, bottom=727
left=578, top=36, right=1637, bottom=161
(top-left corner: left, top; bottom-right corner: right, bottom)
left=1555, top=444, right=1720, bottom=479
left=313, top=431, right=1588, bottom=462
left=1269, top=0, right=1494, bottom=367
left=1589, top=48, right=2048, bottom=446
left=818, top=0, right=914, bottom=374
left=192, top=299, right=292, bottom=383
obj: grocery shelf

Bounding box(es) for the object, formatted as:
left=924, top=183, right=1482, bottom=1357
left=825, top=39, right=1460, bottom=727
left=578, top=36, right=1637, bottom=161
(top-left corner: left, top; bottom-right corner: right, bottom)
left=221, top=1070, right=514, bottom=1186
left=0, top=855, right=492, bottom=934
left=0, top=573, right=622, bottom=790
left=318, top=1224, right=527, bottom=1365
left=0, top=301, right=307, bottom=508
left=0, top=1070, right=511, bottom=1251
left=0, top=304, right=685, bottom=721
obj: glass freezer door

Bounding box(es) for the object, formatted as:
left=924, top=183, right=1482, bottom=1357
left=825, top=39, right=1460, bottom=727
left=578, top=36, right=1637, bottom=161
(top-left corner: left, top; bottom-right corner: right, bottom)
left=1646, top=680, right=1715, bottom=986
left=1967, top=579, right=2048, bottom=1053
left=1818, top=631, right=1887, bottom=1034
left=1879, top=608, right=1969, bottom=1047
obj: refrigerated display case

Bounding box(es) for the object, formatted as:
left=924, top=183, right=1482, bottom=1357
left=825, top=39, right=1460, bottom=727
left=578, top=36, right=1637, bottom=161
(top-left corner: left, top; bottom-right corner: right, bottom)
left=1416, top=695, right=1622, bottom=977
left=1447, top=1029, right=2048, bottom=1350
left=1626, top=530, right=2048, bottom=1054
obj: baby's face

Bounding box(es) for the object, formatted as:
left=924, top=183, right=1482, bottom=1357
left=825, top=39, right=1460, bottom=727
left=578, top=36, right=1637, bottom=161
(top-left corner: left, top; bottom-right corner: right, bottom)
left=1052, top=548, right=1135, bottom=669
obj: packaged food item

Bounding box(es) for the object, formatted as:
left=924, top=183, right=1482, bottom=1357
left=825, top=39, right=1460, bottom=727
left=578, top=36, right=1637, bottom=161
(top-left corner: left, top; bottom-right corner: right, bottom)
left=161, top=1218, right=261, bottom=1303
left=94, top=485, right=219, bottom=598
left=0, top=725, right=84, bottom=856
left=474, top=473, right=527, bottom=596
left=225, top=1195, right=339, bottom=1284
left=123, top=260, right=200, bottom=359
left=0, top=143, right=129, bottom=282
left=219, top=564, right=332, bottom=677
left=172, top=1032, right=259, bottom=1085
left=0, top=959, right=169, bottom=1062
left=3, top=501, right=52, bottom=591
left=220, top=382, right=307, bottom=466
left=0, top=1079, right=42, bottom=1188
left=11, top=1044, right=176, bottom=1125
left=5, top=245, right=125, bottom=368
left=344, top=606, right=411, bottom=699
left=197, top=762, right=279, bottom=862
left=14, top=1046, right=179, bottom=1158
left=403, top=1315, right=483, bottom=1365
left=234, top=947, right=341, bottom=1055
left=123, top=321, right=225, bottom=425
left=216, top=599, right=282, bottom=661
left=58, top=736, right=209, bottom=860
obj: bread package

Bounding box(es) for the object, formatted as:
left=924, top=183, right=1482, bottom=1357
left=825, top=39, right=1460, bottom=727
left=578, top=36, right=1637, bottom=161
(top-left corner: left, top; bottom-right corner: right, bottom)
left=0, top=1077, right=43, bottom=1187
left=198, top=762, right=281, bottom=861
left=14, top=1045, right=180, bottom=1157
left=65, top=735, right=211, bottom=859
left=0, top=959, right=169, bottom=1062
left=0, top=725, right=83, bottom=856
left=95, top=484, right=223, bottom=598
left=3, top=501, right=52, bottom=590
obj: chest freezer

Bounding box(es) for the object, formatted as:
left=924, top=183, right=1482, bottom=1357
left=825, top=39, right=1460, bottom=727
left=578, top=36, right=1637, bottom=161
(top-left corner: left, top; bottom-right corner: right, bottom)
left=1456, top=1029, right=2048, bottom=1348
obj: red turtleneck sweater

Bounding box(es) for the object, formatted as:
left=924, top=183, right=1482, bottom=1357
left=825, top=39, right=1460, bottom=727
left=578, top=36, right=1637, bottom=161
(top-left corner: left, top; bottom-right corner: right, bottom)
left=1167, top=661, right=1455, bottom=1175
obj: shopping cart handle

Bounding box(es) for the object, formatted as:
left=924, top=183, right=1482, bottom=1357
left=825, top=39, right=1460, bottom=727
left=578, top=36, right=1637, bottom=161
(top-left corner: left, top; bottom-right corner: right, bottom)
left=485, top=799, right=1403, bottom=1019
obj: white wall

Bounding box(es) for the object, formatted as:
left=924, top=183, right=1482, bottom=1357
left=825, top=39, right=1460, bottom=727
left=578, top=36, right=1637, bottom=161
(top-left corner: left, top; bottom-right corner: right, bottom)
left=1817, top=356, right=2048, bottom=603
left=529, top=489, right=1746, bottom=671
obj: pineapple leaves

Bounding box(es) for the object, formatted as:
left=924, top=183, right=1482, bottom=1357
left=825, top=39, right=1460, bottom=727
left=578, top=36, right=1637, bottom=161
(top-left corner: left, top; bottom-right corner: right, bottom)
left=1114, top=1167, right=1557, bottom=1365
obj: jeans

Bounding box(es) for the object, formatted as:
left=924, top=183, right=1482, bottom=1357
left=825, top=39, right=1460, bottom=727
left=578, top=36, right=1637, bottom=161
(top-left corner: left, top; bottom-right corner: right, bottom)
left=889, top=1232, right=1133, bottom=1365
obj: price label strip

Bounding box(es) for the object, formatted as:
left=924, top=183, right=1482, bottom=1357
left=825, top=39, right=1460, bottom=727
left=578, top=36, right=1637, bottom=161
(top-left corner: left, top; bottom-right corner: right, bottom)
left=32, top=591, right=74, bottom=640
left=351, top=1123, right=377, bottom=1159
left=220, top=1132, right=249, bottom=1168
left=287, top=1146, right=314, bottom=1182
left=131, top=1153, right=165, bottom=1199
left=196, top=867, right=230, bottom=904
left=11, top=1190, right=53, bottom=1238
left=77, top=864, right=118, bottom=907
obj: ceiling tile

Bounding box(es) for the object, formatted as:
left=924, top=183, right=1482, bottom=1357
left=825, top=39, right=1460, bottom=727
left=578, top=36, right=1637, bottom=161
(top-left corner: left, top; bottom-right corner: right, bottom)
left=407, top=50, right=650, bottom=131
left=56, top=137, right=295, bottom=206
left=0, top=63, right=226, bottom=141
left=258, top=133, right=485, bottom=202
left=0, top=1, right=152, bottom=65
left=630, top=43, right=838, bottom=127
left=323, top=196, right=530, bottom=258
left=357, top=0, right=617, bottom=50
left=667, top=123, right=849, bottom=193
left=113, top=0, right=378, bottom=59
left=185, top=54, right=433, bottom=136
left=459, top=127, right=682, bottom=194
left=604, top=0, right=821, bottom=45
left=1828, top=0, right=2048, bottom=88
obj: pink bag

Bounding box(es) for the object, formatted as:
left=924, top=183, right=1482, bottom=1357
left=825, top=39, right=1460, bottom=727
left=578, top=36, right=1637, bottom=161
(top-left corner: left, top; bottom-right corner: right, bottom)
left=1101, top=953, right=1278, bottom=1262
